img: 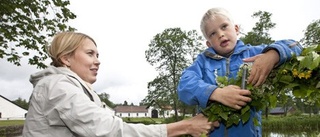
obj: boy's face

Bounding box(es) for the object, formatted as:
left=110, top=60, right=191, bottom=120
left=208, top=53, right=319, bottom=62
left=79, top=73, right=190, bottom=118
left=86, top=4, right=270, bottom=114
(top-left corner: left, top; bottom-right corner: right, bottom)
left=204, top=15, right=239, bottom=56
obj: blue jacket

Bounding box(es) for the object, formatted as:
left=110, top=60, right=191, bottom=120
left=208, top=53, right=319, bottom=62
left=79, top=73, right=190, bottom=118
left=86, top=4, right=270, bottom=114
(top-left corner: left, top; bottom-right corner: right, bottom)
left=177, top=40, right=302, bottom=137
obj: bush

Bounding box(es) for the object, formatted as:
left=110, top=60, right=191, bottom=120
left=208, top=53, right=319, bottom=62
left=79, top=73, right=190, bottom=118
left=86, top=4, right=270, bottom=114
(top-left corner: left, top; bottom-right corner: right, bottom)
left=0, top=125, right=23, bottom=136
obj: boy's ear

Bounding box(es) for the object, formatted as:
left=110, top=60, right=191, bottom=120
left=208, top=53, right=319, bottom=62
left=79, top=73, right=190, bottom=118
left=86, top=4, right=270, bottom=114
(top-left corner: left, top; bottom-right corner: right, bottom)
left=235, top=24, right=240, bottom=35
left=206, top=41, right=211, bottom=47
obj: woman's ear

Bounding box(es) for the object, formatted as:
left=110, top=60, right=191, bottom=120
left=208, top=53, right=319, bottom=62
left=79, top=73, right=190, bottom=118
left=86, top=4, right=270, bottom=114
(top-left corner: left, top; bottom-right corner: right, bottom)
left=60, top=55, right=71, bottom=67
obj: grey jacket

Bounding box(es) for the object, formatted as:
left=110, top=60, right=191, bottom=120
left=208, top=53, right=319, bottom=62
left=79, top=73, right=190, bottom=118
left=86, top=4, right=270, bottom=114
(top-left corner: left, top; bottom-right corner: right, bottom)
left=23, top=66, right=167, bottom=137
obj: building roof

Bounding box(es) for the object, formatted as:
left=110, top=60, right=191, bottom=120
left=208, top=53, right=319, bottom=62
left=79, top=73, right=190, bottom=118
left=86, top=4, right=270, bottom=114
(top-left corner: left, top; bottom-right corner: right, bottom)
left=114, top=106, right=148, bottom=113
left=0, top=95, right=27, bottom=111
left=269, top=107, right=293, bottom=114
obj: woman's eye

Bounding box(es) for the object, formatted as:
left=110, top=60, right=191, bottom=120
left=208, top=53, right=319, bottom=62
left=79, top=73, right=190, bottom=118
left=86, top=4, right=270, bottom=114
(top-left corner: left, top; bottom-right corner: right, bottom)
left=87, top=52, right=94, bottom=56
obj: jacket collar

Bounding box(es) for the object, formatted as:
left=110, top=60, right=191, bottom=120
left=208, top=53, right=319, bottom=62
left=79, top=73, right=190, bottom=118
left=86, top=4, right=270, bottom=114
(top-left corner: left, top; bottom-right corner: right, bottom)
left=204, top=40, right=248, bottom=60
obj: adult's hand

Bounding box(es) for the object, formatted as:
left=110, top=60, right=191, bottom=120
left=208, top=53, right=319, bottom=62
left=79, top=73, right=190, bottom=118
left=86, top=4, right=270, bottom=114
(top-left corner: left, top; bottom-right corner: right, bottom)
left=243, top=50, right=279, bottom=87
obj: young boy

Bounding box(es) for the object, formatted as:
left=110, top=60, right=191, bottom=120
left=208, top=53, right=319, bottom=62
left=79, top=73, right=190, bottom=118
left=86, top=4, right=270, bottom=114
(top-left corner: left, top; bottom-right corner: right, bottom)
left=177, top=7, right=302, bottom=137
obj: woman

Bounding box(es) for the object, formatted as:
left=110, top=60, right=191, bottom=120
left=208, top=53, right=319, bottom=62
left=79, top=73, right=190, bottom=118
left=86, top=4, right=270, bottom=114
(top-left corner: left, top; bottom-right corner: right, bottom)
left=23, top=32, right=219, bottom=137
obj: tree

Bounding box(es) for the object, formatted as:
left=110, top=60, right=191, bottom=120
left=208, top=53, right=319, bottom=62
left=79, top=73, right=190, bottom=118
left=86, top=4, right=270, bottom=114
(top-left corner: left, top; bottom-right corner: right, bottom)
left=13, top=97, right=29, bottom=110
left=302, top=19, right=320, bottom=46
left=98, top=92, right=115, bottom=108
left=123, top=100, right=128, bottom=106
left=1, top=0, right=76, bottom=69
left=144, top=28, right=205, bottom=121
left=240, top=11, right=275, bottom=45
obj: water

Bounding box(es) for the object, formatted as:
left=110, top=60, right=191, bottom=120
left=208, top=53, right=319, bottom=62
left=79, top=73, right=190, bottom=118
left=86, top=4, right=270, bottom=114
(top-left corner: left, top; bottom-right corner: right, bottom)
left=264, top=131, right=320, bottom=137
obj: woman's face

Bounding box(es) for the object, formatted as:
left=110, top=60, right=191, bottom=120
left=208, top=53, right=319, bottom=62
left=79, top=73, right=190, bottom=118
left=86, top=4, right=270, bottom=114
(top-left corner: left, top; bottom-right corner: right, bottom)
left=68, top=38, right=100, bottom=84
left=204, top=15, right=239, bottom=56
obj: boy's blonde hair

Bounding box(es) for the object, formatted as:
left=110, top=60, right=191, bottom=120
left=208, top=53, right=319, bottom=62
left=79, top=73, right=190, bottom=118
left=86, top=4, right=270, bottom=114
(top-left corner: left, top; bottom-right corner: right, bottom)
left=47, top=32, right=96, bottom=67
left=200, top=7, right=234, bottom=40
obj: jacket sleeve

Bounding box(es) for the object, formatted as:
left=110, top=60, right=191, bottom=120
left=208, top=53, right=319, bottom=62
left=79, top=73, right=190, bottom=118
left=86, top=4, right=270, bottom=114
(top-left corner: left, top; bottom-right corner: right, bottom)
left=261, top=39, right=303, bottom=67
left=51, top=78, right=167, bottom=137
left=177, top=54, right=218, bottom=108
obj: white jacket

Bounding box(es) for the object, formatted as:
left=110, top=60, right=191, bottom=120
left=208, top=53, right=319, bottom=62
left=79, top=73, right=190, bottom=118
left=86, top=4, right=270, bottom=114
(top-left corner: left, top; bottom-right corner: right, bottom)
left=23, top=66, right=167, bottom=137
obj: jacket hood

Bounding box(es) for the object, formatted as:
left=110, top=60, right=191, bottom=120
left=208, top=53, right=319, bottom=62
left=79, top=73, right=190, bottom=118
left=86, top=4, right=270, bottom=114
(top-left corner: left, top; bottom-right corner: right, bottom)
left=29, top=66, right=75, bottom=87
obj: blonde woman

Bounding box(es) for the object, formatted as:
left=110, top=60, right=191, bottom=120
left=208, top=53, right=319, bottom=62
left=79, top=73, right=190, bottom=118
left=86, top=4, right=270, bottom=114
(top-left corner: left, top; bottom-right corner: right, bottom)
left=23, top=32, right=219, bottom=137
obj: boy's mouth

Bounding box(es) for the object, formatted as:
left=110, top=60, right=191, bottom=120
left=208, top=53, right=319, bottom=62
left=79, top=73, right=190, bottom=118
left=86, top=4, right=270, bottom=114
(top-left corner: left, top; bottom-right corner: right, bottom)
left=220, top=40, right=229, bottom=47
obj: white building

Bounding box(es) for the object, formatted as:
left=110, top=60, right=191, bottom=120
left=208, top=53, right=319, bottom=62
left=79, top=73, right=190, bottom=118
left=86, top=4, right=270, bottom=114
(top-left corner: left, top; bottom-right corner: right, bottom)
left=113, top=105, right=180, bottom=118
left=0, top=95, right=28, bottom=120
left=114, top=106, right=150, bottom=118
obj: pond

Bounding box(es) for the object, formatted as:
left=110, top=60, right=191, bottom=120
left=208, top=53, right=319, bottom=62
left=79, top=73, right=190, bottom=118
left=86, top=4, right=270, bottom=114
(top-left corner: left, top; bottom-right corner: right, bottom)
left=263, top=130, right=320, bottom=137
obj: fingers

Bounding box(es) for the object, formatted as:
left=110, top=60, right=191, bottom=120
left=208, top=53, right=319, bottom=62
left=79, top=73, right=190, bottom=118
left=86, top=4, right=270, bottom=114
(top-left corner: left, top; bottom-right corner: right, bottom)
left=247, top=65, right=268, bottom=87
left=243, top=55, right=259, bottom=62
left=219, top=86, right=252, bottom=110
left=190, top=114, right=217, bottom=137
left=233, top=104, right=242, bottom=110
left=213, top=121, right=220, bottom=127
left=246, top=53, right=277, bottom=87
left=232, top=92, right=252, bottom=110
left=203, top=121, right=220, bottom=136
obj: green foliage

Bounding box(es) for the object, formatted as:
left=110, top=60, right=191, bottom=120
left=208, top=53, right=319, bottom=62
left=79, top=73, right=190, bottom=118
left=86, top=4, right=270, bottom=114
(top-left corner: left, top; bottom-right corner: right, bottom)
left=13, top=97, right=29, bottom=110
left=262, top=115, right=320, bottom=131
left=240, top=11, right=275, bottom=45
left=98, top=92, right=115, bottom=108
left=302, top=19, right=320, bottom=46
left=0, top=121, right=24, bottom=136
left=0, top=0, right=76, bottom=69
left=0, top=125, right=23, bottom=137
left=202, top=44, right=320, bottom=128
left=143, top=28, right=205, bottom=120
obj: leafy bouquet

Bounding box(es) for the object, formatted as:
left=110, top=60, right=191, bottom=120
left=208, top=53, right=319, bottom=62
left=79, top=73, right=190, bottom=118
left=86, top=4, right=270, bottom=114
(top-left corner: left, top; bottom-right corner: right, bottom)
left=202, top=44, right=320, bottom=128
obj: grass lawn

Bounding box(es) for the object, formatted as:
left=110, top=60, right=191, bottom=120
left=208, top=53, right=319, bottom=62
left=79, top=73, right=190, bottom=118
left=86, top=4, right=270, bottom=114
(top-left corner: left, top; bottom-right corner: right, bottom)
left=0, top=120, right=24, bottom=127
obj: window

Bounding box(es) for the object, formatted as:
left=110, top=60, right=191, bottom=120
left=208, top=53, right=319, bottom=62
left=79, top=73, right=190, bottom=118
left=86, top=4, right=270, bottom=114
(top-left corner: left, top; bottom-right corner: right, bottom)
left=136, top=113, right=138, bottom=116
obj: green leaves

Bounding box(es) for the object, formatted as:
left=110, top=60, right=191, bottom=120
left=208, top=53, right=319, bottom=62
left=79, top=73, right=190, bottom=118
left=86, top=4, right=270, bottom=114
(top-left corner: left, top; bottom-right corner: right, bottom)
left=203, top=44, right=320, bottom=128
left=1, top=0, right=76, bottom=69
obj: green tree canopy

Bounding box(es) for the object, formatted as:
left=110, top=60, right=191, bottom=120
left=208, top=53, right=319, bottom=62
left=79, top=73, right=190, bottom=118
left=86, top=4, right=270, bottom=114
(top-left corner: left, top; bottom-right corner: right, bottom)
left=240, top=11, right=275, bottom=45
left=98, top=92, right=115, bottom=108
left=1, top=0, right=76, bottom=69
left=13, top=97, right=29, bottom=110
left=302, top=19, right=320, bottom=46
left=144, top=28, right=205, bottom=121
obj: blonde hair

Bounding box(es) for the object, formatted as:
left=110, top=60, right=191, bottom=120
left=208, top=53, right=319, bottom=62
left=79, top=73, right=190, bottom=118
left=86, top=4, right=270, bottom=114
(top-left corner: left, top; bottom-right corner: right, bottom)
left=200, top=7, right=234, bottom=40
left=47, top=32, right=96, bottom=67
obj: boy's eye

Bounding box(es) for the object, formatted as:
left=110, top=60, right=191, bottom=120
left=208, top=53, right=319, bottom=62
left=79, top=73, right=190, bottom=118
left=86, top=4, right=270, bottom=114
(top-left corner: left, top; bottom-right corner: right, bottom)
left=222, top=24, right=228, bottom=29
left=210, top=32, right=216, bottom=37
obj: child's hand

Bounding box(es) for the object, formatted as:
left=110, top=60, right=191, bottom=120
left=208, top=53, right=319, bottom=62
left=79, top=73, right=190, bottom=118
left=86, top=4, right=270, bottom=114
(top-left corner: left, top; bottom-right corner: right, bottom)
left=210, top=85, right=252, bottom=110
left=243, top=50, right=279, bottom=86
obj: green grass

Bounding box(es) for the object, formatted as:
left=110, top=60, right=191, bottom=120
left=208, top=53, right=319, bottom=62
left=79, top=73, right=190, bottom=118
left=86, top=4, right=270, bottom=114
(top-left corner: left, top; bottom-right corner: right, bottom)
left=122, top=117, right=164, bottom=124
left=0, top=120, right=24, bottom=127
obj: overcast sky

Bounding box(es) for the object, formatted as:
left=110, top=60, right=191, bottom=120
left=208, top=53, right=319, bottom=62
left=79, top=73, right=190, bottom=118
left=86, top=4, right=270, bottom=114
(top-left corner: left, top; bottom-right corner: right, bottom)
left=1, top=0, right=319, bottom=105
